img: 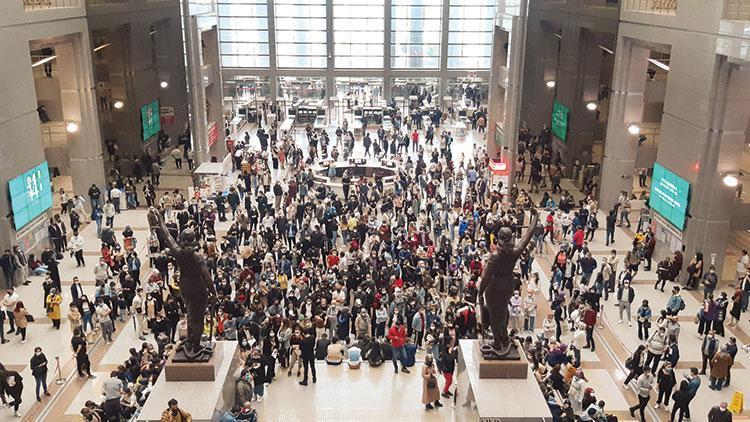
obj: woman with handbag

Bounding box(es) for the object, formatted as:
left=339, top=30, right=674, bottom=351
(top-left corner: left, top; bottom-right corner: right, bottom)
left=45, top=288, right=63, bottom=330
left=422, top=354, right=443, bottom=410
left=12, top=301, right=29, bottom=343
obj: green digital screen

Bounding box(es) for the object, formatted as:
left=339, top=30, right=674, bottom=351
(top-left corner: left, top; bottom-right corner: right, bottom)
left=141, top=100, right=161, bottom=141
left=9, top=161, right=53, bottom=230
left=649, top=162, right=690, bottom=230
left=551, top=100, right=570, bottom=142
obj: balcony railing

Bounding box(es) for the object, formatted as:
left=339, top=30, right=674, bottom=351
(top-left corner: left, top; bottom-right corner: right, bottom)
left=724, top=0, right=750, bottom=21
left=583, top=0, right=620, bottom=7
left=23, top=0, right=79, bottom=10
left=623, top=0, right=677, bottom=14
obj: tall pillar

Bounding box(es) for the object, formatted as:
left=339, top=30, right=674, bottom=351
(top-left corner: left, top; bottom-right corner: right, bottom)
left=487, top=26, right=509, bottom=160
left=555, top=28, right=602, bottom=170
left=184, top=16, right=209, bottom=164
left=662, top=58, right=750, bottom=274
left=520, top=18, right=560, bottom=132
left=57, top=37, right=106, bottom=195
left=599, top=38, right=649, bottom=211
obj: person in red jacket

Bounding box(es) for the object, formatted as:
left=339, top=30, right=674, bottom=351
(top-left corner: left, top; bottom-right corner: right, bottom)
left=388, top=319, right=410, bottom=374
left=582, top=304, right=597, bottom=352
left=572, top=226, right=585, bottom=258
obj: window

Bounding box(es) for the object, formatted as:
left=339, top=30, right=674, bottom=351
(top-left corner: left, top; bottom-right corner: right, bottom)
left=275, top=0, right=327, bottom=68
left=218, top=0, right=270, bottom=68
left=333, top=0, right=384, bottom=68
left=391, top=0, right=442, bottom=68
left=447, top=0, right=495, bottom=69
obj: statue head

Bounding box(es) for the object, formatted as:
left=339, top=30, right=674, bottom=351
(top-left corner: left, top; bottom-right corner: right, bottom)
left=177, top=228, right=199, bottom=250
left=496, top=227, right=514, bottom=253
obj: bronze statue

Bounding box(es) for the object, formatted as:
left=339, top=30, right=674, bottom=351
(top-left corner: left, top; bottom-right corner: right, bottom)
left=478, top=208, right=538, bottom=359
left=148, top=209, right=217, bottom=361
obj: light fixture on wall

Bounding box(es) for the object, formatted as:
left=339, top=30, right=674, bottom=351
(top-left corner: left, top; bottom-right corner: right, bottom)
left=113, top=101, right=124, bottom=110
left=66, top=122, right=79, bottom=133
left=545, top=80, right=556, bottom=88
left=723, top=174, right=739, bottom=187
left=586, top=102, right=597, bottom=111
left=160, top=81, right=169, bottom=88
left=627, top=124, right=640, bottom=135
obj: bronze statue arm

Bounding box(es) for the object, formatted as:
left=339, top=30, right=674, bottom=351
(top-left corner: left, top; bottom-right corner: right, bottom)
left=148, top=209, right=179, bottom=251
left=513, top=208, right=539, bottom=256
left=201, top=264, right=217, bottom=298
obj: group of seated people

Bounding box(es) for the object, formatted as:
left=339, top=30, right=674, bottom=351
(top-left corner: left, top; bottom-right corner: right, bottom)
left=314, top=334, right=400, bottom=368
left=79, top=341, right=168, bottom=421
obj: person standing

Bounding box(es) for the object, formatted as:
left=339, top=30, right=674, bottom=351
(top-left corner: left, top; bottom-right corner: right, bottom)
left=72, top=327, right=95, bottom=378
left=700, top=331, right=719, bottom=374
left=421, top=354, right=442, bottom=410
left=298, top=328, right=316, bottom=386
left=30, top=347, right=50, bottom=401
left=2, top=287, right=19, bottom=334
left=605, top=209, right=616, bottom=246
left=708, top=401, right=733, bottom=422
left=388, top=319, right=410, bottom=374
left=736, top=249, right=749, bottom=283
left=2, top=367, right=23, bottom=417
left=683, top=367, right=701, bottom=420
left=0, top=250, right=18, bottom=288
left=171, top=147, right=183, bottom=169
left=708, top=346, right=733, bottom=391
left=628, top=368, right=654, bottom=422
left=654, top=362, right=677, bottom=411
left=617, top=280, right=635, bottom=326
left=69, top=230, right=85, bottom=267
left=45, top=288, right=63, bottom=330
left=12, top=301, right=28, bottom=343
left=101, top=371, right=123, bottom=420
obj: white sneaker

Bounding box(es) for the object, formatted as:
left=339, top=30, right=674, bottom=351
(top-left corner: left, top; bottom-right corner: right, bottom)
left=618, top=320, right=623, bottom=324
left=655, top=403, right=660, bottom=409
left=256, top=396, right=264, bottom=403
left=21, top=340, right=26, bottom=344
left=623, top=383, right=630, bottom=390
left=628, top=321, right=632, bottom=327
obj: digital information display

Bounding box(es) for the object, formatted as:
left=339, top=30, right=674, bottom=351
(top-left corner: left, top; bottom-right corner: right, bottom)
left=141, top=100, right=161, bottom=141
left=8, top=161, right=53, bottom=230
left=649, top=162, right=690, bottom=230
left=551, top=100, right=570, bottom=142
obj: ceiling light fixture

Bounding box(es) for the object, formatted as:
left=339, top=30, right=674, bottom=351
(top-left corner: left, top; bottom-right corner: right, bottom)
left=31, top=55, right=57, bottom=68
left=647, top=58, right=670, bottom=71
left=113, top=101, right=124, bottom=109
left=586, top=102, right=597, bottom=111
left=160, top=81, right=169, bottom=88
left=723, top=174, right=739, bottom=187
left=627, top=124, right=640, bottom=135
left=93, top=43, right=111, bottom=52
left=545, top=80, right=556, bottom=88
left=597, top=45, right=613, bottom=54
left=66, top=122, right=79, bottom=133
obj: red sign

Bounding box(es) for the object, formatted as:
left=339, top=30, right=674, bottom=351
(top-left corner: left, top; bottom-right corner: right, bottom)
left=207, top=122, right=219, bottom=147
left=160, top=107, right=175, bottom=124
left=489, top=159, right=508, bottom=175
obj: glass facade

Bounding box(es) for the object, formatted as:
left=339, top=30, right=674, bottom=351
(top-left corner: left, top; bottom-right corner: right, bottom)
left=447, top=0, right=495, bottom=69
left=275, top=0, right=328, bottom=68
left=391, top=0, right=442, bottom=69
left=218, top=0, right=270, bottom=68
left=333, top=0, right=385, bottom=68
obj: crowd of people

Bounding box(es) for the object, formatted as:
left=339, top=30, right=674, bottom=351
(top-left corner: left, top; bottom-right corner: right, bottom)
left=0, top=109, right=744, bottom=422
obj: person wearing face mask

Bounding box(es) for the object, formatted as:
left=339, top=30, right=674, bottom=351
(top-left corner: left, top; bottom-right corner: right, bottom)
left=709, top=346, right=733, bottom=391
left=654, top=361, right=676, bottom=410
left=30, top=347, right=50, bottom=401
left=645, top=325, right=668, bottom=374
left=508, top=290, right=523, bottom=332
left=616, top=280, right=635, bottom=326
left=702, top=266, right=718, bottom=299
left=700, top=330, right=719, bottom=375
left=160, top=398, right=191, bottom=422
left=45, top=288, right=63, bottom=330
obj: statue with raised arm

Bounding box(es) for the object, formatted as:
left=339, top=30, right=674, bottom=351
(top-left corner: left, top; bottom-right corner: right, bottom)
left=478, top=207, right=538, bottom=359
left=148, top=209, right=217, bottom=361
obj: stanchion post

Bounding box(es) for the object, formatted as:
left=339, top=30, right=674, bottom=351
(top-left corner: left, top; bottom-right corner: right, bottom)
left=54, top=356, right=65, bottom=385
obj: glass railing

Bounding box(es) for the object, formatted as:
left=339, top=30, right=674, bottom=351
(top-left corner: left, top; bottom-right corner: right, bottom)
left=23, top=0, right=80, bottom=10
left=623, top=0, right=677, bottom=14
left=724, top=0, right=750, bottom=21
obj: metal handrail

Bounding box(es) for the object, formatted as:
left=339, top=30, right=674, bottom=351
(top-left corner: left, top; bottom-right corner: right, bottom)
left=23, top=0, right=79, bottom=10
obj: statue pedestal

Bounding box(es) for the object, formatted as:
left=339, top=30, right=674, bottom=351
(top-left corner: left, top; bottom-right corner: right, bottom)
left=137, top=341, right=240, bottom=422
left=455, top=340, right=550, bottom=421
left=164, top=342, right=223, bottom=381
left=476, top=341, right=528, bottom=379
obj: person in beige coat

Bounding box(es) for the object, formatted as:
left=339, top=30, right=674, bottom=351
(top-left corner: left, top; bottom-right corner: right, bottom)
left=422, top=354, right=442, bottom=410
left=354, top=309, right=371, bottom=340
left=709, top=346, right=733, bottom=390
left=68, top=303, right=82, bottom=334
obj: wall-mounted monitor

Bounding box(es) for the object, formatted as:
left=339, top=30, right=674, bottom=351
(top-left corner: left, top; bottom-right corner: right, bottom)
left=8, top=161, right=53, bottom=230
left=551, top=100, right=570, bottom=143
left=141, top=100, right=161, bottom=141
left=649, top=162, right=691, bottom=230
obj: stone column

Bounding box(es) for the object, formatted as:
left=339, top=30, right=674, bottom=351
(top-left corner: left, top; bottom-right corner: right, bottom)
left=555, top=28, right=603, bottom=171
left=599, top=38, right=649, bottom=211
left=56, top=37, right=106, bottom=195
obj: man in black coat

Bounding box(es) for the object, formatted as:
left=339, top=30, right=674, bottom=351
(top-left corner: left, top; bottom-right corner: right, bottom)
left=299, top=328, right=316, bottom=386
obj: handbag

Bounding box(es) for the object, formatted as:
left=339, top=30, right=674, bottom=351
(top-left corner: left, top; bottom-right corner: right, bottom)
left=427, top=375, right=437, bottom=389
left=25, top=314, right=34, bottom=322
